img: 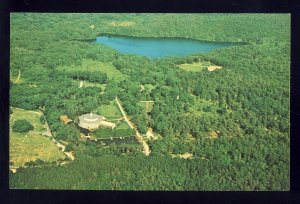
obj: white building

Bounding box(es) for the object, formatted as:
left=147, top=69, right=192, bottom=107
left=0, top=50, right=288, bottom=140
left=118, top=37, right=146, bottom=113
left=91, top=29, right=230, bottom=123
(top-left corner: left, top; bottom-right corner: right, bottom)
left=78, top=113, right=116, bottom=130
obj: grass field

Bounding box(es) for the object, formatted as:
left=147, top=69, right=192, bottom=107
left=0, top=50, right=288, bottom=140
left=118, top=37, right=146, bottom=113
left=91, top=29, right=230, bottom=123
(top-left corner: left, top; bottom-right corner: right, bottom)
left=115, top=121, right=131, bottom=130
left=10, top=108, right=66, bottom=169
left=94, top=101, right=123, bottom=120
left=178, top=61, right=211, bottom=72
left=59, top=59, right=127, bottom=82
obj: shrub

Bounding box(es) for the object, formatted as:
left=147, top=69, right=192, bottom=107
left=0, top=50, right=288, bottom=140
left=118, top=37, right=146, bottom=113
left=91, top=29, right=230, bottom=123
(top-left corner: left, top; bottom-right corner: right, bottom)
left=203, top=105, right=212, bottom=112
left=40, top=115, right=45, bottom=124
left=35, top=159, right=44, bottom=165
left=64, top=143, right=73, bottom=152
left=12, top=119, right=34, bottom=133
left=58, top=147, right=63, bottom=151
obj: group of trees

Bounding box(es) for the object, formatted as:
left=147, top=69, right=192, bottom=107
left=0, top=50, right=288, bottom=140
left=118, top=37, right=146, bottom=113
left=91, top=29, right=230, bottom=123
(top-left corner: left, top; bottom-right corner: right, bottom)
left=65, top=71, right=108, bottom=84
left=9, top=13, right=290, bottom=190
left=93, top=128, right=135, bottom=139
left=12, top=119, right=34, bottom=133
left=10, top=150, right=289, bottom=190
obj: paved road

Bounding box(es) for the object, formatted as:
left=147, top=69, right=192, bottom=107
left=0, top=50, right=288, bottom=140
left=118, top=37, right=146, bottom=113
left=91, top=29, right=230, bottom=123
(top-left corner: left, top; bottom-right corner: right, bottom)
left=115, top=97, right=150, bottom=156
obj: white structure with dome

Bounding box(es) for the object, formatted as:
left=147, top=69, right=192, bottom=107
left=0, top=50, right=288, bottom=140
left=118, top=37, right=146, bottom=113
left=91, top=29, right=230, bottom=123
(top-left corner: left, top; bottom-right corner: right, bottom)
left=78, top=113, right=116, bottom=130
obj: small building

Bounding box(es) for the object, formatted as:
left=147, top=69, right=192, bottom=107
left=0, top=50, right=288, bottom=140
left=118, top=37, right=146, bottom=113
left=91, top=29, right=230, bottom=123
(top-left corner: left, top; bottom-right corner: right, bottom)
left=78, top=113, right=115, bottom=130
left=60, top=115, right=73, bottom=124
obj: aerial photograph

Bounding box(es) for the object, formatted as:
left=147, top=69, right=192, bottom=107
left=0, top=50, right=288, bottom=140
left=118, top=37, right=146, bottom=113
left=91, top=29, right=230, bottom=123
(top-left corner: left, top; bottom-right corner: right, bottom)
left=9, top=13, right=290, bottom=190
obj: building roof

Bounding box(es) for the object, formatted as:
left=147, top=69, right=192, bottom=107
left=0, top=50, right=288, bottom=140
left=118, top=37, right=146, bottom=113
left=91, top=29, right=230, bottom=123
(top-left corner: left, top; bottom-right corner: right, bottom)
left=79, top=113, right=105, bottom=124
left=60, top=115, right=73, bottom=124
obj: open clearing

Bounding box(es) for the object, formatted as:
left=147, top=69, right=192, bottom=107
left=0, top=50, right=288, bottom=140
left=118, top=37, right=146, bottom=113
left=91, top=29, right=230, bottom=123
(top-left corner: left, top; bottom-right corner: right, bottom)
left=10, top=107, right=66, bottom=169
left=72, top=79, right=107, bottom=93
left=93, top=101, right=123, bottom=120
left=178, top=61, right=222, bottom=72
left=59, top=59, right=127, bottom=82
left=115, top=121, right=131, bottom=130
left=109, top=21, right=136, bottom=27
left=178, top=61, right=211, bottom=72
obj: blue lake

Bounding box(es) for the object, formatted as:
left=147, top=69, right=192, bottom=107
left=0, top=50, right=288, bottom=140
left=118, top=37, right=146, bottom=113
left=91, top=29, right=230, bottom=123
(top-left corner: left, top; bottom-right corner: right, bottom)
left=95, top=34, right=244, bottom=58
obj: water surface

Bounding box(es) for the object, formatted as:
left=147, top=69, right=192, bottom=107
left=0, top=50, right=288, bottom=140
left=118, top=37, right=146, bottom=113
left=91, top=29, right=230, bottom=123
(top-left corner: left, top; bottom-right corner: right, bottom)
left=95, top=34, right=243, bottom=58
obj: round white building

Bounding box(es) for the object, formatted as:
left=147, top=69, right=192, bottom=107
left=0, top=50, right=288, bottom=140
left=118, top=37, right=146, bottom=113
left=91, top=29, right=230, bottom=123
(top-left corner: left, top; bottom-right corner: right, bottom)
left=78, top=113, right=105, bottom=130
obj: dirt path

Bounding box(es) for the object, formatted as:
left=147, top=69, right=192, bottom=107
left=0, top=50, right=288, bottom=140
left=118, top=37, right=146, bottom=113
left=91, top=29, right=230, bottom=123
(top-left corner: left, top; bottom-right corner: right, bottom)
left=14, top=107, right=42, bottom=116
left=115, top=97, right=151, bottom=156
left=15, top=69, right=21, bottom=83
left=135, top=131, right=150, bottom=156
left=115, top=97, right=134, bottom=129
left=42, top=113, right=75, bottom=161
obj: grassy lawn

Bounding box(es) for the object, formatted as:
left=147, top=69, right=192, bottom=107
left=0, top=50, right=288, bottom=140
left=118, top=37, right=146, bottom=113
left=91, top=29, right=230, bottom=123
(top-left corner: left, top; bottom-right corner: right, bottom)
left=10, top=108, right=66, bottom=169
left=59, top=59, right=127, bottom=82
left=10, top=108, right=45, bottom=132
left=178, top=61, right=211, bottom=72
left=115, top=121, right=131, bottom=130
left=94, top=101, right=123, bottom=120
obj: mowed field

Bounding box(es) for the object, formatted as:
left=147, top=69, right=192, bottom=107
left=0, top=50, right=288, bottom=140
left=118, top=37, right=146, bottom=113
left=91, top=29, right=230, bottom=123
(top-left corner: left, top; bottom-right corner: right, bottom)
left=93, top=101, right=123, bottom=120
left=59, top=59, right=127, bottom=82
left=115, top=121, right=130, bottom=130
left=93, top=100, right=132, bottom=130
left=10, top=108, right=66, bottom=170
left=178, top=61, right=211, bottom=72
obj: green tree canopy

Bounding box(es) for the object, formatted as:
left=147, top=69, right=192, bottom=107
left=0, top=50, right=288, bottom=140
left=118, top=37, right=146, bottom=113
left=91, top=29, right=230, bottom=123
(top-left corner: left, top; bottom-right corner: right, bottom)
left=12, top=119, right=34, bottom=133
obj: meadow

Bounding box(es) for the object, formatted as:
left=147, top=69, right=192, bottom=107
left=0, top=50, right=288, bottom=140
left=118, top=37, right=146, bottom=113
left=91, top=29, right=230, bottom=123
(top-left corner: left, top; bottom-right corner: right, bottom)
left=10, top=108, right=66, bottom=170
left=177, top=61, right=211, bottom=72
left=59, top=59, right=127, bottom=82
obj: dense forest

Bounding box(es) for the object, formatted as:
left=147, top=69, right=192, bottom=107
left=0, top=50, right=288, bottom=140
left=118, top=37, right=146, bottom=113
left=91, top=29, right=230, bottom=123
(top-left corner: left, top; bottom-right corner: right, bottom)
left=9, top=13, right=290, bottom=190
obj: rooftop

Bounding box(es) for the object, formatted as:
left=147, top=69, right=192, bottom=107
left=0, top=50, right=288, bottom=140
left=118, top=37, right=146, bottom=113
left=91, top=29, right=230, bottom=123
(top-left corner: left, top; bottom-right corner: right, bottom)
left=79, top=113, right=105, bottom=123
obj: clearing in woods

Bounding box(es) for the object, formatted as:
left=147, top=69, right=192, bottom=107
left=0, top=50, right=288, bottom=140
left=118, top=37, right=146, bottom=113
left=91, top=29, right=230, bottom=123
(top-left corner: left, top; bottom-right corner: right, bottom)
left=109, top=21, right=136, bottom=27
left=178, top=61, right=222, bottom=72
left=72, top=79, right=107, bottom=94
left=9, top=107, right=66, bottom=170
left=59, top=59, right=127, bottom=82
left=93, top=100, right=123, bottom=120
left=177, top=61, right=210, bottom=72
